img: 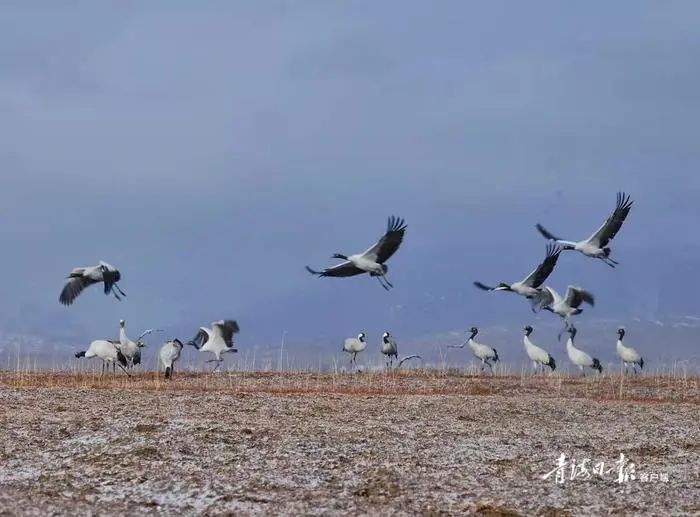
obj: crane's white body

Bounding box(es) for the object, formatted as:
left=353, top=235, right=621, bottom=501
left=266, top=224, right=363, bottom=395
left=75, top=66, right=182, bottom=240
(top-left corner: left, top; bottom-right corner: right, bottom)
left=448, top=328, right=499, bottom=374
left=160, top=340, right=183, bottom=379
left=187, top=320, right=240, bottom=372
left=76, top=339, right=130, bottom=376
left=199, top=326, right=236, bottom=362
left=468, top=338, right=498, bottom=369
left=551, top=240, right=607, bottom=258
left=380, top=332, right=398, bottom=367
left=616, top=330, right=643, bottom=375
left=73, top=264, right=107, bottom=281
left=505, top=282, right=540, bottom=297
left=566, top=332, right=601, bottom=376
left=543, top=287, right=578, bottom=319
left=343, top=333, right=367, bottom=366
left=523, top=331, right=555, bottom=373
left=534, top=286, right=594, bottom=340
left=118, top=320, right=140, bottom=369
left=347, top=254, right=384, bottom=275
left=83, top=340, right=121, bottom=363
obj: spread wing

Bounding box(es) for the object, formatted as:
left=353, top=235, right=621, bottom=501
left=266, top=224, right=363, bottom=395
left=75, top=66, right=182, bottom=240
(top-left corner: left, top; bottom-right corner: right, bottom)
left=531, top=286, right=555, bottom=313
left=59, top=276, right=98, bottom=305
left=535, top=223, right=562, bottom=241
left=586, top=192, right=633, bottom=248
left=187, top=328, right=210, bottom=350
left=565, top=286, right=595, bottom=308
left=361, top=216, right=407, bottom=264
left=305, top=263, right=364, bottom=278
left=521, top=243, right=561, bottom=288
left=214, top=320, right=240, bottom=347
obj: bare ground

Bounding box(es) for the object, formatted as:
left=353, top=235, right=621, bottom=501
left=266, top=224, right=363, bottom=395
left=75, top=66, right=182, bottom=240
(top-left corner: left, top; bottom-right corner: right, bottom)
left=0, top=371, right=698, bottom=516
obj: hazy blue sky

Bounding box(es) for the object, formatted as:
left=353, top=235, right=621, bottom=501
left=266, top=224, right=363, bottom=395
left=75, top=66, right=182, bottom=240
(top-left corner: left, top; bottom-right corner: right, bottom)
left=2, top=2, right=700, bottom=360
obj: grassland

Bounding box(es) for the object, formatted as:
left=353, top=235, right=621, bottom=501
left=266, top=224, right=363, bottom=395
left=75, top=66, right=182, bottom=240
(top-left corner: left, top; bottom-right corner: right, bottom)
left=0, top=371, right=698, bottom=515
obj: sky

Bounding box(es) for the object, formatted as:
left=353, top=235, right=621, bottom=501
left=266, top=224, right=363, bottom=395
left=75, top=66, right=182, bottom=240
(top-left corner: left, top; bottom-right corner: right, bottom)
left=1, top=2, right=700, bottom=366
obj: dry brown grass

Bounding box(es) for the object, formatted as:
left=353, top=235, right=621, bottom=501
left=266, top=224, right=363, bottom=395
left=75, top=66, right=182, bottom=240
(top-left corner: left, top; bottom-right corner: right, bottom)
left=1, top=370, right=697, bottom=403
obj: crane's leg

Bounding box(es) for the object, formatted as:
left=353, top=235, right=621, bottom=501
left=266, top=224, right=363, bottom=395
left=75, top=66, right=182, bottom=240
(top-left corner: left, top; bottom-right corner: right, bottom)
left=581, top=366, right=586, bottom=378
left=101, top=362, right=105, bottom=376
left=381, top=274, right=394, bottom=289
left=117, top=363, right=131, bottom=377
left=557, top=323, right=567, bottom=342
left=598, top=257, right=616, bottom=268
left=114, top=283, right=127, bottom=297
left=375, top=275, right=390, bottom=291
left=111, top=287, right=122, bottom=301
left=212, top=360, right=222, bottom=373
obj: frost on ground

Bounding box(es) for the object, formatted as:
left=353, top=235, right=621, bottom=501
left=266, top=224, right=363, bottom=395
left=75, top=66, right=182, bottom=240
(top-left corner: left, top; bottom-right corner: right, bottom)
left=0, top=371, right=698, bottom=516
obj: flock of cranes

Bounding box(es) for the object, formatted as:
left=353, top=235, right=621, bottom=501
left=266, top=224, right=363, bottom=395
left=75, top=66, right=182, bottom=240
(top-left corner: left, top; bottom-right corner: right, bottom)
left=468, top=191, right=642, bottom=375
left=61, top=193, right=645, bottom=378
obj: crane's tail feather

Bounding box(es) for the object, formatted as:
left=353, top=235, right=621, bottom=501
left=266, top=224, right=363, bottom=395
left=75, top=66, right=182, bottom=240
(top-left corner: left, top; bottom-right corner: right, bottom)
left=592, top=358, right=603, bottom=373
left=75, top=351, right=86, bottom=358
left=116, top=350, right=128, bottom=367
left=164, top=366, right=172, bottom=379
left=548, top=355, right=556, bottom=371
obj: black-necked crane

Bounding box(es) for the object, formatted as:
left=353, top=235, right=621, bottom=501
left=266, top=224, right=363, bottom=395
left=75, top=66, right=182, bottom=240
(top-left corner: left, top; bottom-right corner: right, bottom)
left=380, top=332, right=398, bottom=367
left=474, top=243, right=561, bottom=299
left=448, top=327, right=499, bottom=374
left=532, top=285, right=595, bottom=339
left=536, top=192, right=633, bottom=268
left=343, top=332, right=367, bottom=367
left=616, top=328, right=644, bottom=375
left=565, top=327, right=602, bottom=376
left=160, top=339, right=184, bottom=379
left=522, top=326, right=556, bottom=373
left=59, top=261, right=126, bottom=306
left=118, top=320, right=162, bottom=371
left=380, top=332, right=421, bottom=369
left=75, top=340, right=130, bottom=376
left=306, top=216, right=407, bottom=290
left=186, top=320, right=240, bottom=372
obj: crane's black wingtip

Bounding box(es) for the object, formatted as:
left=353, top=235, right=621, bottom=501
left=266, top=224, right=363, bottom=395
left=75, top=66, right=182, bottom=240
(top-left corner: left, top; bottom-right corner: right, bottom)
left=387, top=215, right=407, bottom=232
